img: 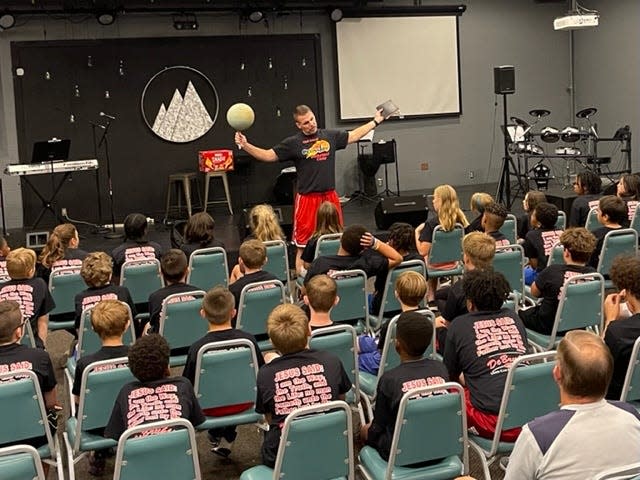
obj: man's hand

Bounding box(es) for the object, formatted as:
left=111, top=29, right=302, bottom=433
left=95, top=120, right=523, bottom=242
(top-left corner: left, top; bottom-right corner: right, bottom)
left=235, top=131, right=247, bottom=148
left=361, top=232, right=376, bottom=249
left=374, top=108, right=385, bottom=124
left=435, top=315, right=450, bottom=329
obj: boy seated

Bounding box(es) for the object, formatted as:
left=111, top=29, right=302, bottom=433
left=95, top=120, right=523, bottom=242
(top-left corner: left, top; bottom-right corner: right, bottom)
left=519, top=228, right=597, bottom=335
left=111, top=213, right=163, bottom=279
left=359, top=270, right=427, bottom=375
left=229, top=240, right=278, bottom=312
left=0, top=248, right=55, bottom=349
left=74, top=252, right=136, bottom=332
left=481, top=202, right=510, bottom=247
left=589, top=195, right=626, bottom=269
left=182, top=286, right=265, bottom=458
left=522, top=202, right=563, bottom=285
left=304, top=274, right=339, bottom=330
left=255, top=303, right=352, bottom=468
left=360, top=311, right=449, bottom=460
left=104, top=334, right=205, bottom=440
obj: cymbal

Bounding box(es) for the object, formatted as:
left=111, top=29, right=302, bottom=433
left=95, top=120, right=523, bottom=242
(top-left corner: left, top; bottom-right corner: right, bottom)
left=576, top=107, right=597, bottom=118
left=529, top=109, right=551, bottom=118
left=510, top=116, right=529, bottom=128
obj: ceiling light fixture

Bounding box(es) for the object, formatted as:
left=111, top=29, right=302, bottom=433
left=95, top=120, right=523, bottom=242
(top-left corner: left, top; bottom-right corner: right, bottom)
left=96, top=11, right=116, bottom=26
left=0, top=13, right=16, bottom=30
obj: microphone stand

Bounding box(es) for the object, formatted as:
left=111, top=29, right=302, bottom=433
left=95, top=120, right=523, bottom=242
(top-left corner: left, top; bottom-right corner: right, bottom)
left=91, top=123, right=107, bottom=233
left=98, top=120, right=123, bottom=239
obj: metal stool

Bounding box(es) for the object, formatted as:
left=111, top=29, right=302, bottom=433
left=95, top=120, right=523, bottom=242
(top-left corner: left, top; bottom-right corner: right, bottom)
left=203, top=171, right=233, bottom=215
left=165, top=171, right=201, bottom=220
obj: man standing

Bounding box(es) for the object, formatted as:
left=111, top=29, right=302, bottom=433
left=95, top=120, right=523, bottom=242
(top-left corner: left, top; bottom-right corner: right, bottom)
left=234, top=105, right=385, bottom=271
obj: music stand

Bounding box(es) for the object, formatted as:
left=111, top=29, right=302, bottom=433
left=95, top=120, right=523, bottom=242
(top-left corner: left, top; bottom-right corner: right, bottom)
left=372, top=140, right=400, bottom=196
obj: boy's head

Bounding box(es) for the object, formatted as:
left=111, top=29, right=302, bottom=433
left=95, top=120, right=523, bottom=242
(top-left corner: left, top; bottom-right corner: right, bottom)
left=394, top=271, right=427, bottom=308
left=598, top=195, right=627, bottom=225
left=160, top=249, right=188, bottom=284
left=395, top=311, right=433, bottom=358
left=533, top=202, right=559, bottom=229
left=559, top=228, right=597, bottom=264
left=340, top=224, right=367, bottom=256
left=304, top=274, right=338, bottom=313
left=462, top=232, right=495, bottom=270
left=128, top=334, right=170, bottom=383
left=463, top=268, right=510, bottom=311
left=0, top=300, right=23, bottom=344
left=6, top=248, right=36, bottom=280
left=267, top=304, right=309, bottom=355
left=0, top=235, right=10, bottom=257
left=387, top=222, right=416, bottom=253
left=81, top=252, right=113, bottom=288
left=481, top=202, right=508, bottom=232
left=90, top=300, right=130, bottom=340
left=123, top=213, right=148, bottom=241
left=201, top=286, right=235, bottom=325
left=610, top=255, right=640, bottom=300
left=238, top=239, right=267, bottom=270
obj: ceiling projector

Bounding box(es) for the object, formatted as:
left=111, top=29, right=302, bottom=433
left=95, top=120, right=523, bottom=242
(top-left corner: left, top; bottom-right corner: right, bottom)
left=554, top=13, right=599, bottom=30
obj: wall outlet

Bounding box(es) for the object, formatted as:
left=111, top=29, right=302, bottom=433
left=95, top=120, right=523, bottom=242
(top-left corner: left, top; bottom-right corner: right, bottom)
left=377, top=177, right=383, bottom=187
left=61, top=207, right=68, bottom=218
left=468, top=170, right=475, bottom=179
left=420, top=162, right=429, bottom=171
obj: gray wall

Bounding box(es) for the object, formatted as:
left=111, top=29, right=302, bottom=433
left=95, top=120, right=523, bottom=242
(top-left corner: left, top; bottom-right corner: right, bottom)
left=1, top=0, right=628, bottom=229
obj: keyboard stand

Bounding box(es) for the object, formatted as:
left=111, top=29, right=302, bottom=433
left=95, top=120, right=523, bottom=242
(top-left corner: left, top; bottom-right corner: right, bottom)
left=23, top=172, right=70, bottom=228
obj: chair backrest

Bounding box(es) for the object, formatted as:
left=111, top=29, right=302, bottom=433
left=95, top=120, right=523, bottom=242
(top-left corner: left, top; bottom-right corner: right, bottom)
left=500, top=214, right=517, bottom=244
left=429, top=224, right=464, bottom=264
left=377, top=260, right=427, bottom=317
left=493, top=244, right=525, bottom=295
left=0, top=445, right=45, bottom=480
left=187, top=247, right=229, bottom=290
left=631, top=207, right=640, bottom=237
left=113, top=418, right=201, bottom=480
left=19, top=320, right=36, bottom=348
left=158, top=290, right=207, bottom=352
left=263, top=240, right=290, bottom=284
left=120, top=259, right=164, bottom=304
left=194, top=339, right=259, bottom=412
left=274, top=401, right=354, bottom=480
left=388, top=382, right=468, bottom=471
left=585, top=207, right=600, bottom=232
left=331, top=269, right=368, bottom=327
left=594, top=462, right=640, bottom=480
left=556, top=210, right=567, bottom=230
left=621, top=336, right=640, bottom=403
left=310, top=325, right=359, bottom=401
left=77, top=302, right=136, bottom=359
left=236, top=280, right=286, bottom=338
left=546, top=242, right=565, bottom=267
left=551, top=273, right=604, bottom=341
left=597, top=229, right=638, bottom=277
left=49, top=267, right=86, bottom=316
left=314, top=233, right=343, bottom=259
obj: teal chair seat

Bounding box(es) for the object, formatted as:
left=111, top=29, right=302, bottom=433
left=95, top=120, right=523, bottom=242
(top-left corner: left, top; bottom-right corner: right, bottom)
left=65, top=417, right=117, bottom=452
left=0, top=445, right=46, bottom=480
left=359, top=448, right=462, bottom=480
left=199, top=410, right=262, bottom=431
left=359, top=371, right=377, bottom=398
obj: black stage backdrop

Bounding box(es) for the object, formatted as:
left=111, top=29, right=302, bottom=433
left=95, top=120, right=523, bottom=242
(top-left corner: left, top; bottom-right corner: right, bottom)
left=11, top=34, right=324, bottom=227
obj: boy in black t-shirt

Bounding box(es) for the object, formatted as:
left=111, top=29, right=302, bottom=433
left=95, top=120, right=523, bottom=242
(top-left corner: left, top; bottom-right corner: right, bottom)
left=0, top=248, right=55, bottom=349
left=519, top=228, right=597, bottom=335
left=229, top=240, right=278, bottom=314
left=522, top=202, right=563, bottom=285
left=182, top=286, right=264, bottom=458
left=111, top=213, right=163, bottom=279
left=481, top=202, right=510, bottom=248
left=361, top=311, right=449, bottom=460
left=255, top=303, right=351, bottom=468
left=589, top=195, right=626, bottom=269
left=304, top=274, right=338, bottom=330
left=569, top=170, right=601, bottom=227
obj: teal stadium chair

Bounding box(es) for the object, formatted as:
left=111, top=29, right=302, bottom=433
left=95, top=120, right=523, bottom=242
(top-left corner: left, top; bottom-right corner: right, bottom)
left=331, top=269, right=369, bottom=332
left=358, top=382, right=469, bottom=480
left=555, top=210, right=567, bottom=230
left=314, top=233, right=343, bottom=259
left=236, top=279, right=286, bottom=351
left=620, top=336, right=640, bottom=411
left=631, top=207, right=640, bottom=237
left=263, top=239, right=290, bottom=283
left=546, top=241, right=565, bottom=267
left=527, top=273, right=604, bottom=351
left=0, top=445, right=45, bottom=480
left=63, top=358, right=134, bottom=480
left=585, top=207, right=600, bottom=232
left=187, top=247, right=229, bottom=291
left=499, top=214, right=517, bottom=244
left=426, top=224, right=464, bottom=280
left=594, top=462, right=640, bottom=480
left=240, top=401, right=354, bottom=480
left=112, top=418, right=202, bottom=480
left=597, top=228, right=638, bottom=288
left=0, top=370, right=63, bottom=480
left=158, top=290, right=207, bottom=366
left=48, top=266, right=86, bottom=331
left=19, top=318, right=36, bottom=348
left=493, top=244, right=526, bottom=301
left=468, top=352, right=559, bottom=480
left=119, top=259, right=164, bottom=306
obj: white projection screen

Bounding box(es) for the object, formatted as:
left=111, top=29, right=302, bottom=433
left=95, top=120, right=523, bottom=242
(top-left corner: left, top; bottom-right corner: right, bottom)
left=335, top=15, right=461, bottom=121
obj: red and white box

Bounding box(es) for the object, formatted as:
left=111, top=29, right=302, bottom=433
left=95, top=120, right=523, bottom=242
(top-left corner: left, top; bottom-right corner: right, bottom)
left=198, top=149, right=234, bottom=172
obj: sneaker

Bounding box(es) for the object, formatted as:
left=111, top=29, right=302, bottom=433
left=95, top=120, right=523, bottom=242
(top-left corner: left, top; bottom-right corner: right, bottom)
left=88, top=451, right=106, bottom=476
left=207, top=433, right=232, bottom=458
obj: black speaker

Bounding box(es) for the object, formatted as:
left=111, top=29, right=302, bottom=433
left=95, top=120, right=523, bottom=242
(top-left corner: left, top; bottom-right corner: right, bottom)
left=374, top=195, right=429, bottom=230
left=494, top=66, right=515, bottom=95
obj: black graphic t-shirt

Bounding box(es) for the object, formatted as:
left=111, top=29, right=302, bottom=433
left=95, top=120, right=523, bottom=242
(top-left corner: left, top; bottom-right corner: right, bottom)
left=443, top=308, right=528, bottom=413
left=589, top=226, right=622, bottom=269
left=74, top=285, right=136, bottom=330
left=229, top=270, right=279, bottom=311
left=488, top=230, right=511, bottom=248
left=72, top=345, right=130, bottom=397
left=304, top=250, right=388, bottom=285
left=367, top=358, right=449, bottom=460
left=104, top=376, right=205, bottom=440
left=147, top=283, right=200, bottom=332
left=569, top=194, right=600, bottom=228
left=272, top=129, right=349, bottom=194
left=255, top=348, right=351, bottom=467
left=523, top=228, right=563, bottom=271
left=0, top=278, right=55, bottom=339
left=604, top=314, right=640, bottom=400
left=180, top=239, right=225, bottom=259
left=0, top=343, right=57, bottom=394
left=111, top=240, right=163, bottom=277
left=36, top=248, right=89, bottom=285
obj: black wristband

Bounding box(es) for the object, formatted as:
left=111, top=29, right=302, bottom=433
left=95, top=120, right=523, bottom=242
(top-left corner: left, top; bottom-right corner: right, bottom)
left=372, top=119, right=380, bottom=126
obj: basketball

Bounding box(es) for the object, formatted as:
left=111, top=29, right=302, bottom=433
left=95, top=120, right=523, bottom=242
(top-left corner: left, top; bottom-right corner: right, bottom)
left=226, top=103, right=255, bottom=131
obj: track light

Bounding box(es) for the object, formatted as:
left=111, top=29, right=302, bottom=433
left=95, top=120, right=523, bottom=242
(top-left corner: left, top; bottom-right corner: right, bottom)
left=173, top=13, right=198, bottom=30
left=0, top=13, right=16, bottom=30
left=248, top=10, right=264, bottom=23
left=96, top=11, right=116, bottom=26
left=330, top=8, right=343, bottom=22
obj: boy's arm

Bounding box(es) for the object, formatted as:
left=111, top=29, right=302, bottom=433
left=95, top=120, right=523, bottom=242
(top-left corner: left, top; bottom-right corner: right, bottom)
left=44, top=387, right=58, bottom=410
left=530, top=282, right=542, bottom=298
left=37, top=315, right=48, bottom=344
left=362, top=233, right=402, bottom=268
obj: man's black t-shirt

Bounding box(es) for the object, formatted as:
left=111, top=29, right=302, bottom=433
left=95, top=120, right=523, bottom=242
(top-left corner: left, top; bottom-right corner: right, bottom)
left=569, top=194, right=600, bottom=228
left=304, top=250, right=388, bottom=284
left=590, top=226, right=621, bottom=269
left=74, top=285, right=136, bottom=330
left=180, top=239, right=225, bottom=259
left=272, top=129, right=349, bottom=194
left=255, top=348, right=351, bottom=467
left=0, top=278, right=55, bottom=342
left=72, top=345, right=129, bottom=397
left=147, top=283, right=200, bottom=332
left=367, top=358, right=449, bottom=460
left=443, top=308, right=528, bottom=413
left=36, top=248, right=89, bottom=285
left=111, top=240, right=163, bottom=277
left=523, top=228, right=563, bottom=271
left=229, top=271, right=278, bottom=311
left=604, top=314, right=640, bottom=400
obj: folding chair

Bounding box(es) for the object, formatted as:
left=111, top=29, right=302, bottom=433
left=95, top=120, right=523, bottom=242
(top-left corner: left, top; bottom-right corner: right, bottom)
left=468, top=351, right=559, bottom=480
left=597, top=229, right=638, bottom=288
left=331, top=269, right=369, bottom=333
left=158, top=290, right=207, bottom=366
left=585, top=207, right=600, bottom=232
left=48, top=266, right=86, bottom=331
left=620, top=336, right=640, bottom=410
left=499, top=214, right=517, bottom=244
left=556, top=210, right=567, bottom=230
left=236, top=279, right=287, bottom=351
left=19, top=319, right=36, bottom=348
left=631, top=207, right=640, bottom=237
left=0, top=370, right=63, bottom=480
left=63, top=358, right=135, bottom=480
left=113, top=418, right=202, bottom=480
left=263, top=239, right=290, bottom=284
left=119, top=258, right=164, bottom=306
left=527, top=273, right=604, bottom=351
left=546, top=241, right=565, bottom=266
left=358, top=382, right=469, bottom=480
left=426, top=224, right=464, bottom=280
left=314, top=233, right=343, bottom=259
left=240, top=401, right=354, bottom=480
left=493, top=244, right=526, bottom=301
left=0, top=444, right=45, bottom=480
left=595, top=462, right=640, bottom=480
left=187, top=247, right=229, bottom=291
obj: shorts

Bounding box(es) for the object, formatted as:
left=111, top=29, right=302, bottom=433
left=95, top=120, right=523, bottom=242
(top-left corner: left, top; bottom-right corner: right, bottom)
left=293, top=191, right=343, bottom=247
left=464, top=389, right=521, bottom=442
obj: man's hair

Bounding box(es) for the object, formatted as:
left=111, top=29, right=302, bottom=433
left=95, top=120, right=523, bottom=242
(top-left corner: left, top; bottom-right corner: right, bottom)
left=388, top=222, right=417, bottom=254
left=462, top=268, right=510, bottom=311
left=559, top=228, right=597, bottom=263
left=184, top=212, right=215, bottom=247
left=576, top=170, right=601, bottom=195
left=534, top=202, right=559, bottom=229
left=201, top=286, right=235, bottom=325
left=239, top=239, right=267, bottom=269
left=610, top=255, right=640, bottom=299
left=160, top=249, right=188, bottom=283
left=483, top=202, right=508, bottom=230
left=599, top=195, right=628, bottom=225
left=306, top=274, right=337, bottom=313
left=340, top=224, right=367, bottom=256
left=293, top=104, right=311, bottom=120
left=6, top=248, right=36, bottom=279
left=90, top=300, right=130, bottom=339
left=81, top=252, right=113, bottom=287
left=463, top=232, right=496, bottom=269
left=267, top=304, right=309, bottom=355
left=396, top=311, right=433, bottom=357
left=123, top=213, right=148, bottom=241
left=0, top=300, right=23, bottom=343
left=557, top=330, right=613, bottom=398
left=395, top=271, right=427, bottom=307
left=128, top=334, right=170, bottom=383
